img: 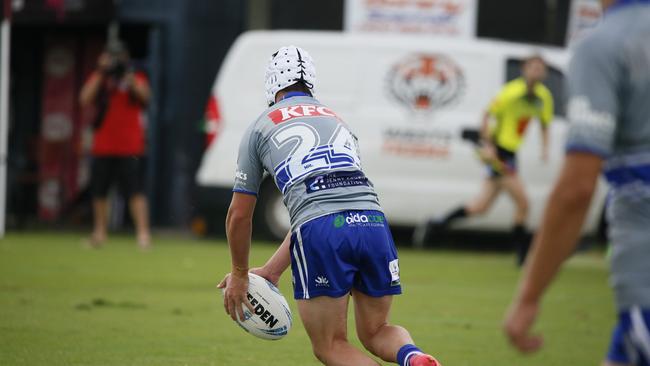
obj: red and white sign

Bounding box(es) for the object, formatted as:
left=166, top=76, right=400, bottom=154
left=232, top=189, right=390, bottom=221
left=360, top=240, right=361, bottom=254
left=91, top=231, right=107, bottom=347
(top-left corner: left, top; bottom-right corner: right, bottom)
left=204, top=95, right=222, bottom=147
left=344, top=0, right=477, bottom=38
left=38, top=36, right=99, bottom=220
left=566, top=0, right=602, bottom=48
left=268, top=105, right=339, bottom=124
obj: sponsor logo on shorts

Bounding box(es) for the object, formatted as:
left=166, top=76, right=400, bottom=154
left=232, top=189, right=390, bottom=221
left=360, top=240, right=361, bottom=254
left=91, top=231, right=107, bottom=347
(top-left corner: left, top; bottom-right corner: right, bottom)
left=333, top=215, right=346, bottom=228
left=333, top=212, right=385, bottom=228
left=346, top=212, right=384, bottom=225
left=389, top=259, right=400, bottom=286
left=315, top=276, right=330, bottom=287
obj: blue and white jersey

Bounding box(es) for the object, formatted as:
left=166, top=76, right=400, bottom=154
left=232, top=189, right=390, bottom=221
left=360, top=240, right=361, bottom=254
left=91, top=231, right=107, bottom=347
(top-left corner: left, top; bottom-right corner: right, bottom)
left=233, top=93, right=382, bottom=228
left=565, top=0, right=650, bottom=310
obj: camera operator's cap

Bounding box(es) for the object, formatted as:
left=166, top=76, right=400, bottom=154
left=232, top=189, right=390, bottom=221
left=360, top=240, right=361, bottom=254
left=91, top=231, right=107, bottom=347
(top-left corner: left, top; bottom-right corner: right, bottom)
left=105, top=40, right=128, bottom=56
left=265, top=45, right=316, bottom=106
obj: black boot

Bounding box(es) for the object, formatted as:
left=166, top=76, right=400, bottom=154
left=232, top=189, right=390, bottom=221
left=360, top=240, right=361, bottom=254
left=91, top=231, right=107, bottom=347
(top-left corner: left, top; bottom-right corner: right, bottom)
left=513, top=224, right=530, bottom=267
left=413, top=219, right=445, bottom=247
left=413, top=207, right=467, bottom=247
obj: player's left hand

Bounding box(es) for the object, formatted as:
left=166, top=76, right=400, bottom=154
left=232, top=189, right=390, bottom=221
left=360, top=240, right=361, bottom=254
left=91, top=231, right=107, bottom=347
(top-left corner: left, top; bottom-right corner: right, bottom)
left=217, top=272, right=254, bottom=322
left=503, top=299, right=544, bottom=353
left=250, top=266, right=281, bottom=287
left=216, top=273, right=230, bottom=289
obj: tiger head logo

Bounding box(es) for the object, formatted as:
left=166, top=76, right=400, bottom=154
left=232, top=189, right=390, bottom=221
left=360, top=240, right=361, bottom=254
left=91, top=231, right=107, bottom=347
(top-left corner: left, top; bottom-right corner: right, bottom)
left=387, top=54, right=465, bottom=114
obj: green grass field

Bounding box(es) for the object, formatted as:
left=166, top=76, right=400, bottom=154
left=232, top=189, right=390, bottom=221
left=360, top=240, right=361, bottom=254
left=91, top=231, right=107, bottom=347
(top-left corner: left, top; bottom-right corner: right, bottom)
left=0, top=232, right=614, bottom=365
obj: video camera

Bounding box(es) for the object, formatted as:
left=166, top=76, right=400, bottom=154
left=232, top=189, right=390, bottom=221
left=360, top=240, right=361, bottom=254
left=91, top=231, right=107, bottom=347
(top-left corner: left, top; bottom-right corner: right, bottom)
left=106, top=60, right=128, bottom=79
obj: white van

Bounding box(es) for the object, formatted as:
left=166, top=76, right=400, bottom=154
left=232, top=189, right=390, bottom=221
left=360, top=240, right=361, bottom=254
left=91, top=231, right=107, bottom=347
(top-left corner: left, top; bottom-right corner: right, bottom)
left=196, top=31, right=607, bottom=241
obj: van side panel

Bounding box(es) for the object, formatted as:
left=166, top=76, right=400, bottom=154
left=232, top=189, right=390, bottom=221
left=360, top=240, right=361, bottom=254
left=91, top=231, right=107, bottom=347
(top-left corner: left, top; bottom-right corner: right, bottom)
left=196, top=31, right=606, bottom=234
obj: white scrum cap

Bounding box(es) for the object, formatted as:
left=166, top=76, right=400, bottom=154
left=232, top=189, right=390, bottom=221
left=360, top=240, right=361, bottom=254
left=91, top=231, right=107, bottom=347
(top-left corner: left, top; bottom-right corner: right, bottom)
left=265, top=45, right=316, bottom=106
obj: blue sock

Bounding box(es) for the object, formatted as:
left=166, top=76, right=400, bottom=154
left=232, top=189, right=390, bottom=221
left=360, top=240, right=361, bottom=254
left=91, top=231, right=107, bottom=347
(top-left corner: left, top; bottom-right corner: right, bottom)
left=397, top=344, right=422, bottom=366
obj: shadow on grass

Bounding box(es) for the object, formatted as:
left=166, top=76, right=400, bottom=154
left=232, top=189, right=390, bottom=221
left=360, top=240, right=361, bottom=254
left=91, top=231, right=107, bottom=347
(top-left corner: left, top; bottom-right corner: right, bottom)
left=74, top=298, right=148, bottom=311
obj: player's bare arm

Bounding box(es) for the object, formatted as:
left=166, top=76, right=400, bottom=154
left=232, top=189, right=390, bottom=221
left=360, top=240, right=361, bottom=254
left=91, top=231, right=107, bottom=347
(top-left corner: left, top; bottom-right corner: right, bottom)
left=504, top=152, right=602, bottom=353
left=222, top=192, right=257, bottom=322
left=478, top=110, right=497, bottom=162
left=251, top=231, right=291, bottom=286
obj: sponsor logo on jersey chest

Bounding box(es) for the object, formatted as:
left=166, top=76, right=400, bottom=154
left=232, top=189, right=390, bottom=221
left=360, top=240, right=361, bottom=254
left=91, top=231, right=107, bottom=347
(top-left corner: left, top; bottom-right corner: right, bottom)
left=268, top=105, right=339, bottom=124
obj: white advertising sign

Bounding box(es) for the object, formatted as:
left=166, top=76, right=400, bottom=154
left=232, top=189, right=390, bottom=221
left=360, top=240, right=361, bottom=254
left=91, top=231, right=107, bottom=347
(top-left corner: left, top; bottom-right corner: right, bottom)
left=344, top=0, right=477, bottom=38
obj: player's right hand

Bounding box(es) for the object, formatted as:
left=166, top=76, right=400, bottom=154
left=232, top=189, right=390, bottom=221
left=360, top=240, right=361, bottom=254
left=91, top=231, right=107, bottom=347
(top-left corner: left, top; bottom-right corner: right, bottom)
left=503, top=299, right=544, bottom=354
left=218, top=272, right=254, bottom=322
left=478, top=143, right=496, bottom=163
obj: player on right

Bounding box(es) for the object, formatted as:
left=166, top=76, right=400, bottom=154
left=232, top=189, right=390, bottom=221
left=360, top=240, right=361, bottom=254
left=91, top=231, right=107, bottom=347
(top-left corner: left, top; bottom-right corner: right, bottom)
left=504, top=0, right=650, bottom=365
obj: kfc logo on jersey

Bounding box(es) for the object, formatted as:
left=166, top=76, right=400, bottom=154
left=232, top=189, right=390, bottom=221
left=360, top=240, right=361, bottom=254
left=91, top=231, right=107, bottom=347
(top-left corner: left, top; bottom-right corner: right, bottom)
left=268, top=105, right=339, bottom=124
left=387, top=54, right=465, bottom=114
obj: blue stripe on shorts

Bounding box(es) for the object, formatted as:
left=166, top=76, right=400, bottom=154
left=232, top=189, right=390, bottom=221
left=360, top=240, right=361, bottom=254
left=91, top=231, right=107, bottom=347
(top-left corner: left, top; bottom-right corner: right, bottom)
left=607, top=307, right=650, bottom=366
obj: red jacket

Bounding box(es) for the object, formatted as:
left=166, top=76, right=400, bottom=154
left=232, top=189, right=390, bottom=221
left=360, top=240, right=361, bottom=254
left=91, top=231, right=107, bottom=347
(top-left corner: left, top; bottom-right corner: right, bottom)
left=91, top=71, right=148, bottom=156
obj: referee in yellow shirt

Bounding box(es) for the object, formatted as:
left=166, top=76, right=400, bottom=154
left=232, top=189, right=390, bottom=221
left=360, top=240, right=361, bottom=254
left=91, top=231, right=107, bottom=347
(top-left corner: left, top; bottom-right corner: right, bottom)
left=416, top=55, right=553, bottom=266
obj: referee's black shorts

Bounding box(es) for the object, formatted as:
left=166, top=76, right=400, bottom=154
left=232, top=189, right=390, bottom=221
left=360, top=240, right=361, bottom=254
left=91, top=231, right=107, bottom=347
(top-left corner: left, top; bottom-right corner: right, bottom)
left=487, top=144, right=517, bottom=178
left=90, top=156, right=146, bottom=199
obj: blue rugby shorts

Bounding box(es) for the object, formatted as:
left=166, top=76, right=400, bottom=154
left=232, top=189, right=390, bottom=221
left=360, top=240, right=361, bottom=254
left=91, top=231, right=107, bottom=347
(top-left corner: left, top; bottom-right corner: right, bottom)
left=607, top=307, right=650, bottom=366
left=289, top=210, right=402, bottom=300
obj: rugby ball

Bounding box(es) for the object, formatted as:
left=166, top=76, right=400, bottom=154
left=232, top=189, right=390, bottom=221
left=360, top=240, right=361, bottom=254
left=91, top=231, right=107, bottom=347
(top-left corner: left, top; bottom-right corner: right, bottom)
left=222, top=273, right=292, bottom=340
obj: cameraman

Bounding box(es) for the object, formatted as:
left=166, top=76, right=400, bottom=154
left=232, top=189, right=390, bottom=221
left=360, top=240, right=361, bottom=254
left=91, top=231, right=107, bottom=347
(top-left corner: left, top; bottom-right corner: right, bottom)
left=79, top=41, right=152, bottom=249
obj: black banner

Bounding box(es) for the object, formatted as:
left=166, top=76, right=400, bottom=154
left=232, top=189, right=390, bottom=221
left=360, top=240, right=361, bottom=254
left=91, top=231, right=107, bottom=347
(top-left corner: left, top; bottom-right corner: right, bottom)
left=11, top=0, right=115, bottom=24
